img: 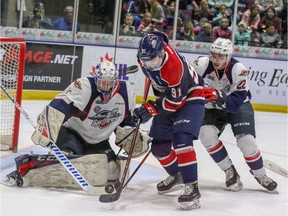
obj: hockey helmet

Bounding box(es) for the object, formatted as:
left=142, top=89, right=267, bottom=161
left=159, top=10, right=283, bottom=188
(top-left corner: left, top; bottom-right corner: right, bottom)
left=95, top=61, right=119, bottom=103
left=137, top=34, right=165, bottom=70
left=210, top=38, right=233, bottom=61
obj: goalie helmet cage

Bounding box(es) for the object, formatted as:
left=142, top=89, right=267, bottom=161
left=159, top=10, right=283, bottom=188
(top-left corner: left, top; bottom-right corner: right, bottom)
left=0, top=37, right=26, bottom=152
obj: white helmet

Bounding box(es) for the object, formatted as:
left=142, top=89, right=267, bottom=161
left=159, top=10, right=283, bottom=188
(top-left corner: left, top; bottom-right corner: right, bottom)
left=210, top=38, right=233, bottom=61
left=95, top=60, right=119, bottom=103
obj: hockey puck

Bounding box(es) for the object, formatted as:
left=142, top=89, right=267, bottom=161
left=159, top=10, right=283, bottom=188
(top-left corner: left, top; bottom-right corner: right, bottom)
left=105, top=184, right=114, bottom=193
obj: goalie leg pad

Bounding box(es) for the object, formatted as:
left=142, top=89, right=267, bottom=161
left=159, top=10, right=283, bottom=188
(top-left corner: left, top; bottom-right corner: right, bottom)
left=12, top=154, right=109, bottom=188
left=115, top=126, right=150, bottom=158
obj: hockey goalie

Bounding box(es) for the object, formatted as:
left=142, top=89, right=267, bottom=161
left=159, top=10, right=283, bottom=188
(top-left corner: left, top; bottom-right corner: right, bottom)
left=4, top=61, right=150, bottom=194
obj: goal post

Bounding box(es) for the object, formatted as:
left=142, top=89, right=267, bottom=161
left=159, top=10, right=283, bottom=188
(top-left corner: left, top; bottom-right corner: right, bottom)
left=0, top=37, right=26, bottom=152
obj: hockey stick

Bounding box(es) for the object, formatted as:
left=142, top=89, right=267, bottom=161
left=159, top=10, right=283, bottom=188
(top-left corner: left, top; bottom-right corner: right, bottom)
left=99, top=77, right=151, bottom=203
left=126, top=65, right=139, bottom=74
left=264, top=159, right=288, bottom=178
left=123, top=149, right=151, bottom=189
left=0, top=84, right=119, bottom=195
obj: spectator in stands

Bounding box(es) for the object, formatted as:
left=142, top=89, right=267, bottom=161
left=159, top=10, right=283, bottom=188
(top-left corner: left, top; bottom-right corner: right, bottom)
left=146, top=0, right=165, bottom=23
left=212, top=17, right=232, bottom=40
left=119, top=13, right=136, bottom=36
left=193, top=0, right=214, bottom=24
left=235, top=21, right=251, bottom=46
left=137, top=12, right=158, bottom=35
left=208, top=0, right=234, bottom=15
left=260, top=24, right=283, bottom=47
left=241, top=4, right=261, bottom=32
left=255, top=0, right=283, bottom=16
left=195, top=21, right=213, bottom=42
left=53, top=6, right=80, bottom=31
left=212, top=4, right=232, bottom=27
left=259, top=6, right=282, bottom=33
left=237, top=0, right=250, bottom=23
left=163, top=0, right=186, bottom=28
left=176, top=20, right=196, bottom=40
left=22, top=2, right=53, bottom=29
left=126, top=0, right=148, bottom=29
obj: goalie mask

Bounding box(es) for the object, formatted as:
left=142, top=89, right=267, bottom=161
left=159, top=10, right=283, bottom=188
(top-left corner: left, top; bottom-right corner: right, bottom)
left=95, top=61, right=119, bottom=103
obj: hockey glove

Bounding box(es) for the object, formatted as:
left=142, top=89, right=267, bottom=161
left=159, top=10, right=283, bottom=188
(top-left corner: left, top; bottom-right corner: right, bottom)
left=31, top=105, right=65, bottom=147
left=115, top=126, right=150, bottom=158
left=203, top=87, right=227, bottom=109
left=133, top=100, right=159, bottom=124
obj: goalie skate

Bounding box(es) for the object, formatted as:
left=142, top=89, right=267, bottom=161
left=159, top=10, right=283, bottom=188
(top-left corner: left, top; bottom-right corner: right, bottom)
left=250, top=170, right=278, bottom=191
left=3, top=170, right=23, bottom=187
left=157, top=172, right=184, bottom=195
left=224, top=165, right=243, bottom=191
left=178, top=182, right=201, bottom=210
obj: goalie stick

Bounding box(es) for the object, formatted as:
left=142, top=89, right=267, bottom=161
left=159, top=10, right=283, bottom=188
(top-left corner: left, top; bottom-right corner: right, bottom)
left=264, top=159, right=287, bottom=178
left=99, top=77, right=151, bottom=203
left=0, top=84, right=120, bottom=196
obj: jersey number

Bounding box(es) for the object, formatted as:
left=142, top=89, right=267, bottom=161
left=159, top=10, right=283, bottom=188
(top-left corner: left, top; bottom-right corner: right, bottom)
left=171, top=87, right=181, bottom=98
left=237, top=80, right=247, bottom=90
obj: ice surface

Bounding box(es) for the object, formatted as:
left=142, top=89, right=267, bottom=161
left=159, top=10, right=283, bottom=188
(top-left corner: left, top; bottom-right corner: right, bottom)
left=1, top=100, right=287, bottom=216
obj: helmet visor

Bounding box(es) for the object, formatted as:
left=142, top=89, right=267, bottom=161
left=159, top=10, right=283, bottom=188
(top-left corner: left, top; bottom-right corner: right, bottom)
left=140, top=54, right=163, bottom=71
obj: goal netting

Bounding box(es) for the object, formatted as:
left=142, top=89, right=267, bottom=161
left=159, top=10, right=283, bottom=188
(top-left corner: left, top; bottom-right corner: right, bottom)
left=0, top=37, right=26, bottom=152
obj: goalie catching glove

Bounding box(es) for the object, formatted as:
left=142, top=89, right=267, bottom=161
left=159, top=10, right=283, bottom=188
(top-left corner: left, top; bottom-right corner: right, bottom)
left=31, top=105, right=65, bottom=147
left=115, top=126, right=150, bottom=158
left=203, top=87, right=227, bottom=109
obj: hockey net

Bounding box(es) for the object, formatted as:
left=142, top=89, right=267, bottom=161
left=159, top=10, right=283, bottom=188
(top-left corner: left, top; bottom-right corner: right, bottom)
left=0, top=38, right=26, bottom=152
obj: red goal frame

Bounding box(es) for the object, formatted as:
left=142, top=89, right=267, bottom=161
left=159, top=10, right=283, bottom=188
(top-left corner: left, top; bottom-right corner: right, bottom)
left=0, top=37, right=26, bottom=152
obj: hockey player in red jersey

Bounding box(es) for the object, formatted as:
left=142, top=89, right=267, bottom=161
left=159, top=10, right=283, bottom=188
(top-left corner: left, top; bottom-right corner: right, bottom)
left=192, top=38, right=277, bottom=192
left=4, top=61, right=150, bottom=194
left=133, top=32, right=206, bottom=210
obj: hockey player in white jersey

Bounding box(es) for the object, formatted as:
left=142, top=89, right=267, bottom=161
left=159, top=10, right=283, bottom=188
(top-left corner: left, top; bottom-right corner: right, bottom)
left=5, top=60, right=149, bottom=192
left=193, top=38, right=277, bottom=192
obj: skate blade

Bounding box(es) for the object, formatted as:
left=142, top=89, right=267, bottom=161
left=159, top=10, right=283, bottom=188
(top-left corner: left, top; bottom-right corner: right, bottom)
left=179, top=199, right=201, bottom=210
left=158, top=184, right=184, bottom=195
left=223, top=181, right=243, bottom=192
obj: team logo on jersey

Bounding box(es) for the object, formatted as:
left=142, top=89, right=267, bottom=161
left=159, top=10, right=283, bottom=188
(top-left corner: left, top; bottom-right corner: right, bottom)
left=88, top=106, right=120, bottom=129
left=73, top=80, right=82, bottom=89
left=239, top=69, right=248, bottom=77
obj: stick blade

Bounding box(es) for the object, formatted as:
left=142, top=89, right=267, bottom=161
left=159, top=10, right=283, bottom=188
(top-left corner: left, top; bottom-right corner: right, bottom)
left=99, top=181, right=122, bottom=203
left=126, top=65, right=138, bottom=74
left=264, top=159, right=288, bottom=178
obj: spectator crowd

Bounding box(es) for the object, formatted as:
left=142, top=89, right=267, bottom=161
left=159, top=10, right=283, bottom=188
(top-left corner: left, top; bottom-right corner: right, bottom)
left=121, top=0, right=287, bottom=48
left=22, top=0, right=287, bottom=49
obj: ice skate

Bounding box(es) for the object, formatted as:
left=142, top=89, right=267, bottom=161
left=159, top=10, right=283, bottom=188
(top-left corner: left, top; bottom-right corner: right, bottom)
left=3, top=170, right=23, bottom=187
left=178, top=182, right=201, bottom=210
left=157, top=172, right=184, bottom=195
left=250, top=170, right=278, bottom=191
left=224, top=165, right=243, bottom=191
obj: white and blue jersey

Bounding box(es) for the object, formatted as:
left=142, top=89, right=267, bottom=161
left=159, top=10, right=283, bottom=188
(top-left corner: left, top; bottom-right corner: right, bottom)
left=192, top=56, right=251, bottom=113
left=49, top=77, right=135, bottom=144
